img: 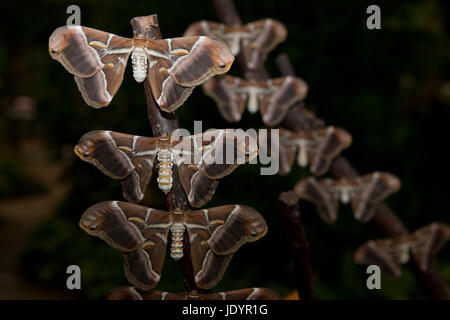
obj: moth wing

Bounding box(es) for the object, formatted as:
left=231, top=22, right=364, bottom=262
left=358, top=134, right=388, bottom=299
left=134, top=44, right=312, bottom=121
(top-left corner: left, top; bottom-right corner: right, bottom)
left=74, top=131, right=158, bottom=202
left=79, top=201, right=168, bottom=289
left=354, top=239, right=409, bottom=278
left=146, top=36, right=234, bottom=113
left=186, top=205, right=267, bottom=289
left=294, top=177, right=340, bottom=223
left=178, top=163, right=219, bottom=208
left=351, top=172, right=401, bottom=222
left=203, top=75, right=246, bottom=122
left=309, top=127, right=352, bottom=176
left=410, top=223, right=450, bottom=271
left=260, top=77, right=308, bottom=127
left=243, top=19, right=287, bottom=70
left=129, top=207, right=171, bottom=290
left=49, top=26, right=132, bottom=107
left=198, top=129, right=258, bottom=179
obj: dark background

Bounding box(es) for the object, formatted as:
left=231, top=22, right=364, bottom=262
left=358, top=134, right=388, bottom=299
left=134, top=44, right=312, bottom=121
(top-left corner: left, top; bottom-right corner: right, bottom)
left=0, top=0, right=449, bottom=299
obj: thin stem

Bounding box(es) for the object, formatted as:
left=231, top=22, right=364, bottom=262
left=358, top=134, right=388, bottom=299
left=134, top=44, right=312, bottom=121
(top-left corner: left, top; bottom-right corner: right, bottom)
left=130, top=15, right=197, bottom=293
left=279, top=191, right=315, bottom=300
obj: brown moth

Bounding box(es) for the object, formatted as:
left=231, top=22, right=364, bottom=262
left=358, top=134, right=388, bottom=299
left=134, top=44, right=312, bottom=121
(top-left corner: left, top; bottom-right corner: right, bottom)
left=108, top=286, right=280, bottom=300
left=74, top=129, right=258, bottom=207
left=203, top=75, right=308, bottom=127
left=294, top=172, right=401, bottom=223
left=276, top=127, right=352, bottom=176
left=80, top=201, right=268, bottom=290
left=354, top=223, right=450, bottom=278
left=48, top=25, right=234, bottom=111
left=184, top=19, right=287, bottom=70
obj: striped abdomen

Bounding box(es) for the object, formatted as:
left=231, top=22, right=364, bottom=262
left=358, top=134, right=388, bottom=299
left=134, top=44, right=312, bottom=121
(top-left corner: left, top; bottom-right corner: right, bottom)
left=170, top=222, right=185, bottom=260
left=131, top=48, right=148, bottom=83
left=156, top=148, right=173, bottom=194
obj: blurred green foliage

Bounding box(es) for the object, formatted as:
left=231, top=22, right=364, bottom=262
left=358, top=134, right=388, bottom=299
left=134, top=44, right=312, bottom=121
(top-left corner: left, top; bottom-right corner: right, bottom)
left=0, top=158, right=46, bottom=197
left=0, top=0, right=448, bottom=299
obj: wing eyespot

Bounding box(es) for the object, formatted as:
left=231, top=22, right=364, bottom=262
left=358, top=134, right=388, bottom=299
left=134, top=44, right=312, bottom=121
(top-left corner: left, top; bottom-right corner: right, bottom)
left=219, top=63, right=226, bottom=69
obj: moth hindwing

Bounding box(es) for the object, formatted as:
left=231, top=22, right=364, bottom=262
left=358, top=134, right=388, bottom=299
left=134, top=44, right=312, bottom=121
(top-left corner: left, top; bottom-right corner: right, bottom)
left=80, top=201, right=268, bottom=290
left=49, top=25, right=234, bottom=111
left=74, top=129, right=258, bottom=207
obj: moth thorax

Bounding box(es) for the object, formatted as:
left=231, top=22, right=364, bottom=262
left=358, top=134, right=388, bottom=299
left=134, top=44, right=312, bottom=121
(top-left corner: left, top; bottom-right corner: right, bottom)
left=157, top=149, right=173, bottom=194
left=227, top=34, right=241, bottom=55
left=131, top=48, right=148, bottom=83
left=338, top=187, right=353, bottom=204
left=170, top=222, right=185, bottom=261
left=296, top=140, right=310, bottom=167
left=246, top=87, right=260, bottom=114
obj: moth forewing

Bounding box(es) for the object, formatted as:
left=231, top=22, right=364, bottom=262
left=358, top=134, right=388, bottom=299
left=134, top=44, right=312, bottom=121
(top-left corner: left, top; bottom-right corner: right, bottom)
left=294, top=177, right=340, bottom=223
left=410, top=223, right=450, bottom=271
left=352, top=172, right=401, bottom=222
left=202, top=76, right=246, bottom=123
left=204, top=206, right=267, bottom=256
left=161, top=36, right=234, bottom=88
left=354, top=240, right=404, bottom=278
left=261, top=77, right=308, bottom=127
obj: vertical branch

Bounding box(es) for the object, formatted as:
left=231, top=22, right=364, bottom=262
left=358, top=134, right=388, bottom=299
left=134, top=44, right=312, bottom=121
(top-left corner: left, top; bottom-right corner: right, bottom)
left=279, top=191, right=315, bottom=300
left=130, top=15, right=197, bottom=293
left=212, top=0, right=315, bottom=299
left=276, top=53, right=450, bottom=300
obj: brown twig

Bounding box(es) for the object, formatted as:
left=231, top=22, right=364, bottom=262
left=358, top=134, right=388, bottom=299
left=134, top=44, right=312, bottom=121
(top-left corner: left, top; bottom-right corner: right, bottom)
left=130, top=15, right=197, bottom=293
left=211, top=0, right=315, bottom=300
left=279, top=191, right=315, bottom=300
left=276, top=53, right=450, bottom=300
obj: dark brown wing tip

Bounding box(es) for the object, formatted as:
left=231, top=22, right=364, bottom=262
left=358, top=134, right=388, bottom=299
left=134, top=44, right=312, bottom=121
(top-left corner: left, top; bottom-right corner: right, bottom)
left=377, top=172, right=401, bottom=192
left=293, top=176, right=316, bottom=197
left=79, top=201, right=113, bottom=234
left=331, top=127, right=353, bottom=147
left=48, top=26, right=70, bottom=57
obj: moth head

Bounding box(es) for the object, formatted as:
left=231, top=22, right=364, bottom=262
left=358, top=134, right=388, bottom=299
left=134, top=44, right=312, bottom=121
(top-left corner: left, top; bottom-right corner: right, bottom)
left=48, top=26, right=71, bottom=59
left=74, top=132, right=100, bottom=161
left=79, top=202, right=109, bottom=235
left=205, top=37, right=234, bottom=74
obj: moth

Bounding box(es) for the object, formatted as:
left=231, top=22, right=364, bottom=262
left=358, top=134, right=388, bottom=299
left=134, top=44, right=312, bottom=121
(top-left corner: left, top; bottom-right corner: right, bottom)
left=48, top=25, right=234, bottom=111
left=184, top=19, right=287, bottom=70
left=74, top=129, right=258, bottom=207
left=108, top=286, right=280, bottom=300
left=80, top=201, right=268, bottom=290
left=294, top=172, right=401, bottom=223
left=202, top=75, right=308, bottom=127
left=354, top=223, right=450, bottom=278
left=275, top=127, right=352, bottom=176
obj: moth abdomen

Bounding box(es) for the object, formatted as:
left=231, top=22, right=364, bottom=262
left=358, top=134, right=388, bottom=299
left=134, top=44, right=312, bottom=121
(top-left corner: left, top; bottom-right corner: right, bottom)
left=170, top=222, right=185, bottom=261
left=156, top=148, right=173, bottom=194
left=131, top=48, right=148, bottom=83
